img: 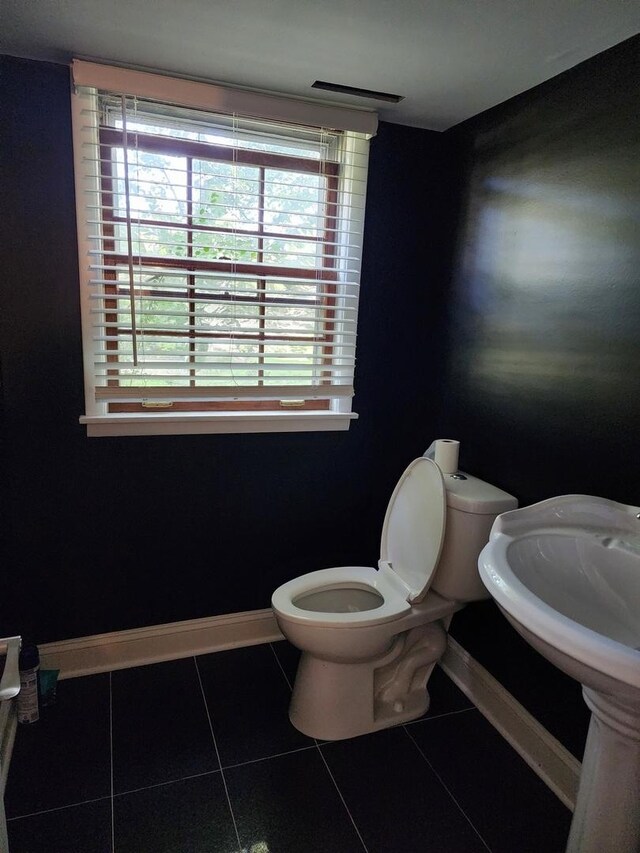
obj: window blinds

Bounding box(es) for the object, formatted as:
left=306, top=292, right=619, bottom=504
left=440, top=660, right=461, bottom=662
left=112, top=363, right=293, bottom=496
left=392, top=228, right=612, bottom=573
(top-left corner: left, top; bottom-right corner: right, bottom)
left=71, top=62, right=374, bottom=414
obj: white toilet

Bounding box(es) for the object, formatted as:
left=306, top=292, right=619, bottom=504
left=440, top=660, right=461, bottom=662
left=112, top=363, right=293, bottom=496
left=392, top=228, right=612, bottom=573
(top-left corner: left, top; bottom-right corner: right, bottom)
left=271, top=456, right=517, bottom=740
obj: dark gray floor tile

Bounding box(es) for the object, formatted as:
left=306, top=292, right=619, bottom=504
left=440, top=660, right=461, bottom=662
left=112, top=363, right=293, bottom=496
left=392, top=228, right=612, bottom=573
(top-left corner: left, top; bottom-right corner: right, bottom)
left=422, top=664, right=475, bottom=718
left=321, top=727, right=488, bottom=853
left=114, top=773, right=237, bottom=853
left=408, top=709, right=572, bottom=853
left=270, top=640, right=300, bottom=688
left=225, top=748, right=364, bottom=853
left=5, top=674, right=110, bottom=817
left=112, top=657, right=218, bottom=794
left=8, top=798, right=112, bottom=853
left=451, top=603, right=590, bottom=759
left=197, top=645, right=313, bottom=767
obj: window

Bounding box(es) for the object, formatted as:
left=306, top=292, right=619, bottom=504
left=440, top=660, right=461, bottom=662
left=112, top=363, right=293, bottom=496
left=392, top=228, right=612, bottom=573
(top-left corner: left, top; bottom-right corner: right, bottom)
left=71, top=62, right=376, bottom=436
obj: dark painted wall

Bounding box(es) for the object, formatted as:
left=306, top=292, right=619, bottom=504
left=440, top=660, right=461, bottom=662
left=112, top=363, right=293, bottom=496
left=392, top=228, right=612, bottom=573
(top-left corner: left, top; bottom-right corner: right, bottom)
left=444, top=35, right=640, bottom=757
left=3, top=38, right=639, bottom=758
left=1, top=56, right=453, bottom=643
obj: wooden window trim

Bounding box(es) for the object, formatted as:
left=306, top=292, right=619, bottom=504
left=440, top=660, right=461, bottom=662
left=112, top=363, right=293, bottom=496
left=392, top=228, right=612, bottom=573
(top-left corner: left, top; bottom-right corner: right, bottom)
left=99, top=114, right=340, bottom=414
left=99, top=127, right=340, bottom=176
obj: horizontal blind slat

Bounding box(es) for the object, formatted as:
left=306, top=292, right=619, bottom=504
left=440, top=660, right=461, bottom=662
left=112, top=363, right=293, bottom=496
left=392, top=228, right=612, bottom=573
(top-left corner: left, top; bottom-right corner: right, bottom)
left=87, top=265, right=361, bottom=289
left=88, top=287, right=359, bottom=303
left=82, top=153, right=370, bottom=186
left=95, top=384, right=354, bottom=401
left=94, top=360, right=356, bottom=370
left=90, top=300, right=358, bottom=314
left=86, top=221, right=365, bottom=254
left=87, top=243, right=363, bottom=266
left=83, top=204, right=368, bottom=240
left=86, top=254, right=349, bottom=281
left=92, top=338, right=357, bottom=349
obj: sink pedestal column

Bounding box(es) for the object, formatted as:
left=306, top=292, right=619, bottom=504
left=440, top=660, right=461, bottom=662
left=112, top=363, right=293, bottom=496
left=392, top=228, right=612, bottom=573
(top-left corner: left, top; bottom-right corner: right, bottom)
left=567, top=688, right=640, bottom=853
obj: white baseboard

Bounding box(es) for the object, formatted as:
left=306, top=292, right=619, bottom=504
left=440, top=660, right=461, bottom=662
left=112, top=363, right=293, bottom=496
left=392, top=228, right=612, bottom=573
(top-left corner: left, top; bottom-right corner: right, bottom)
left=441, top=636, right=581, bottom=811
left=40, top=609, right=284, bottom=680
left=39, top=610, right=580, bottom=811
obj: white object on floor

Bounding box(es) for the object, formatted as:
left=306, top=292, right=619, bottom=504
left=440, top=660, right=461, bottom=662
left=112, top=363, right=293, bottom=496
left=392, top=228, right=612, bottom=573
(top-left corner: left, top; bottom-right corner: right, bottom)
left=271, top=457, right=516, bottom=740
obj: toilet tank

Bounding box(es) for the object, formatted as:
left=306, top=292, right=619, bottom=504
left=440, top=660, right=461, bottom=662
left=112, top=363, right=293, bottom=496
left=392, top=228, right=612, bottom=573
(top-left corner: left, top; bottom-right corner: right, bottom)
left=430, top=472, right=517, bottom=602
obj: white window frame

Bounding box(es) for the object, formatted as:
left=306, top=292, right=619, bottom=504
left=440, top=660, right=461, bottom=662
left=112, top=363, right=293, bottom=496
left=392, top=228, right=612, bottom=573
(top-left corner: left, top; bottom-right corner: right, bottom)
left=70, top=61, right=376, bottom=437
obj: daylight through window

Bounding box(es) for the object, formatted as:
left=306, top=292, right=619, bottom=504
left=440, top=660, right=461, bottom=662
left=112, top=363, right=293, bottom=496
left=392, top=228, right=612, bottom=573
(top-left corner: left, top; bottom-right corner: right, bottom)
left=71, top=62, right=375, bottom=435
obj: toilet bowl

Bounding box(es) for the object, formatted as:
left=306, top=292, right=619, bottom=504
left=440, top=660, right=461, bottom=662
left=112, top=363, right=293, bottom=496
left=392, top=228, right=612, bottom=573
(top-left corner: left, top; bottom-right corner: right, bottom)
left=272, top=457, right=517, bottom=740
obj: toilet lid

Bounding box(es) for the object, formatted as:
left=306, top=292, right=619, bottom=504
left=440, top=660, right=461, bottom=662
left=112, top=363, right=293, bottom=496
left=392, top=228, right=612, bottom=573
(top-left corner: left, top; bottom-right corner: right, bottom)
left=379, top=457, right=446, bottom=603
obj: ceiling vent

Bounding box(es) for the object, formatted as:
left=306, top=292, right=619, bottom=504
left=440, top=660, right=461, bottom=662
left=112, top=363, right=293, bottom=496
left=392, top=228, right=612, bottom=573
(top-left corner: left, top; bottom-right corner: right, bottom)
left=311, top=81, right=404, bottom=103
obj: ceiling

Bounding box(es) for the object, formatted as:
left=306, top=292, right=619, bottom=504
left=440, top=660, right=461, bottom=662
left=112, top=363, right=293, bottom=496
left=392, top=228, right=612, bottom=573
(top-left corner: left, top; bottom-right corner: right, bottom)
left=2, top=0, right=638, bottom=130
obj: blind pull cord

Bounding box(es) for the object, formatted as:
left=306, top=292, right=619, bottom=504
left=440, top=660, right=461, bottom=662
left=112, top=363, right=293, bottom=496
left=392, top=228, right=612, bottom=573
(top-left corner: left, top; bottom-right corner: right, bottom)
left=120, top=94, right=139, bottom=366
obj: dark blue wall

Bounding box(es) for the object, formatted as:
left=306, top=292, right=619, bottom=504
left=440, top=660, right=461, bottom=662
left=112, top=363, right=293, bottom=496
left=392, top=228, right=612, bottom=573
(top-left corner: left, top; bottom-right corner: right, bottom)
left=1, top=56, right=453, bottom=642
left=444, top=35, right=640, bottom=757
left=3, top=38, right=639, bottom=759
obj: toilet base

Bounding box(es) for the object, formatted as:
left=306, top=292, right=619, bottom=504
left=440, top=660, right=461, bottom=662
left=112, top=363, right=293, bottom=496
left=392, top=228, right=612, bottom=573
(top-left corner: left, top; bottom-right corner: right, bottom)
left=289, top=621, right=448, bottom=740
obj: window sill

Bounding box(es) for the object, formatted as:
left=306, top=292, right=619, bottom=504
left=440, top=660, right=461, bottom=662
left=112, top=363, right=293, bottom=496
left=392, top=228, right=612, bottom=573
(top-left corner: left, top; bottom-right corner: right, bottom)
left=80, top=410, right=358, bottom=437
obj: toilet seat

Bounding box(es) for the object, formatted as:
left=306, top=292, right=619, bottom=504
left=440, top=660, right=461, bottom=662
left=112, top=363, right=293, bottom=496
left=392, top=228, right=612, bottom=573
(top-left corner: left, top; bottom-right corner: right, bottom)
left=272, top=458, right=447, bottom=628
left=380, top=456, right=446, bottom=603
left=271, top=565, right=412, bottom=628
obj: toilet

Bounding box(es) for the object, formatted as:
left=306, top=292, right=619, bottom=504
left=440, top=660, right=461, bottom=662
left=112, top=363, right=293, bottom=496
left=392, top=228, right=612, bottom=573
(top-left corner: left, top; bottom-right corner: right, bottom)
left=271, top=456, right=517, bottom=740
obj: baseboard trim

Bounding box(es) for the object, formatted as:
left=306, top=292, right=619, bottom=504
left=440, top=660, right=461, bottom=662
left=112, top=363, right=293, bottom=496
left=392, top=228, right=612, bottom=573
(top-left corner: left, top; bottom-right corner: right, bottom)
left=40, top=609, right=284, bottom=679
left=40, top=610, right=580, bottom=810
left=440, top=636, right=581, bottom=811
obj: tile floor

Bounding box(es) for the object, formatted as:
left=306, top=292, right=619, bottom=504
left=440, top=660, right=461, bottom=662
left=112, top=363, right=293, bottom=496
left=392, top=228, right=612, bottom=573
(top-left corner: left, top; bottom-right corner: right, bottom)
left=5, top=642, right=572, bottom=852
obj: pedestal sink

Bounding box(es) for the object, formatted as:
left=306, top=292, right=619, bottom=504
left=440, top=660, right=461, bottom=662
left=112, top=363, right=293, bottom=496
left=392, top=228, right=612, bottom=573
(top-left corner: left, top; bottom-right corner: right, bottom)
left=478, top=495, right=640, bottom=853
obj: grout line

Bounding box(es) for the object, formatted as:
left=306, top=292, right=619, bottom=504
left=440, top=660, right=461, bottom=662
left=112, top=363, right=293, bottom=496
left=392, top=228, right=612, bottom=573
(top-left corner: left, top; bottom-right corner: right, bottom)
left=441, top=637, right=580, bottom=810
left=315, top=743, right=370, bottom=853
left=193, top=656, right=243, bottom=853
left=109, top=671, right=115, bottom=853
left=222, top=744, right=317, bottom=772
left=268, top=642, right=293, bottom=691
left=113, top=769, right=222, bottom=798
left=11, top=742, right=318, bottom=820
left=112, top=746, right=319, bottom=795
left=403, top=706, right=477, bottom=726
left=403, top=724, right=493, bottom=853
left=7, top=794, right=113, bottom=823
left=271, top=642, right=368, bottom=851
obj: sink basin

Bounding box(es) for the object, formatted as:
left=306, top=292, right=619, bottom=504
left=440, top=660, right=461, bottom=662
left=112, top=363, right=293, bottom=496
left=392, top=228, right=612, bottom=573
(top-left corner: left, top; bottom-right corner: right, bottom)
left=479, top=494, right=640, bottom=853
left=480, top=495, right=640, bottom=705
